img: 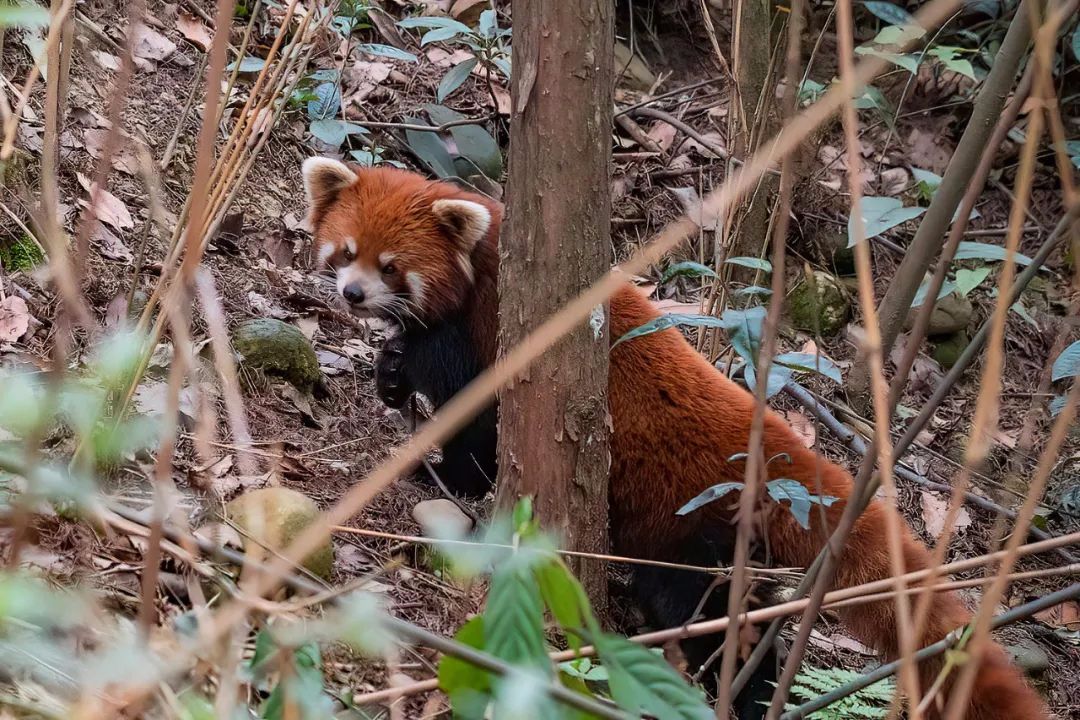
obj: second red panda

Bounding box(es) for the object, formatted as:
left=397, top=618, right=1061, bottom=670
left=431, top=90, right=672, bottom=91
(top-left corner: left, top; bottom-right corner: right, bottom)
left=303, top=158, right=1050, bottom=720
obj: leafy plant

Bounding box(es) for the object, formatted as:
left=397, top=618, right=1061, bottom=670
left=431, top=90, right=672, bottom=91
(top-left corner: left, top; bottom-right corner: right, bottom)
left=1048, top=340, right=1080, bottom=416
left=403, top=103, right=503, bottom=181
left=784, top=664, right=896, bottom=719
left=397, top=9, right=512, bottom=101
left=676, top=453, right=838, bottom=529
left=247, top=628, right=333, bottom=720
left=436, top=498, right=713, bottom=719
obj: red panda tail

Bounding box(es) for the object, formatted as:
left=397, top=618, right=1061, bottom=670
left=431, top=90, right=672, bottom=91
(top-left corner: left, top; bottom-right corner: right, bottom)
left=761, top=424, right=1049, bottom=720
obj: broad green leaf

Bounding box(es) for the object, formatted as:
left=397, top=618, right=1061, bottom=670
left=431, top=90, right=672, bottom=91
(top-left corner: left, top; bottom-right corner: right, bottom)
left=0, top=2, right=49, bottom=28
left=226, top=56, right=266, bottom=72
left=720, top=305, right=767, bottom=365
left=929, top=46, right=977, bottom=80
left=424, top=103, right=502, bottom=179
left=953, top=241, right=1034, bottom=266
left=398, top=16, right=473, bottom=34
left=535, top=559, right=597, bottom=648
left=612, top=313, right=729, bottom=348
left=766, top=478, right=838, bottom=529
left=662, top=260, right=718, bottom=282
left=404, top=115, right=457, bottom=178
left=439, top=616, right=494, bottom=719
left=478, top=9, right=496, bottom=37
left=422, top=26, right=465, bottom=46
left=911, top=277, right=957, bottom=308
left=595, top=632, right=712, bottom=719
left=744, top=362, right=793, bottom=399
left=306, top=82, right=341, bottom=121
left=260, top=642, right=331, bottom=720
left=1049, top=395, right=1067, bottom=417
left=511, top=496, right=534, bottom=532
left=1073, top=23, right=1080, bottom=63
left=177, top=691, right=215, bottom=720
left=953, top=266, right=991, bottom=297
left=309, top=119, right=347, bottom=147
left=848, top=196, right=925, bottom=247
left=484, top=559, right=549, bottom=672
left=773, top=351, right=844, bottom=384
left=854, top=46, right=920, bottom=74
left=872, top=24, right=926, bottom=45
left=1010, top=300, right=1038, bottom=328
left=863, top=2, right=916, bottom=25
left=911, top=167, right=942, bottom=190
left=330, top=592, right=396, bottom=656
left=356, top=43, right=417, bottom=62
left=733, top=285, right=773, bottom=298
left=676, top=482, right=744, bottom=516
left=491, top=55, right=512, bottom=79
left=438, top=58, right=478, bottom=102
left=852, top=86, right=894, bottom=123
left=725, top=256, right=772, bottom=273
left=798, top=78, right=827, bottom=104
left=1052, top=341, right=1080, bottom=382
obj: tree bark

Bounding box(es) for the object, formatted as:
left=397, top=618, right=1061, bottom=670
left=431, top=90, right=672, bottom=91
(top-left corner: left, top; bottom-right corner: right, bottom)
left=496, top=1, right=613, bottom=613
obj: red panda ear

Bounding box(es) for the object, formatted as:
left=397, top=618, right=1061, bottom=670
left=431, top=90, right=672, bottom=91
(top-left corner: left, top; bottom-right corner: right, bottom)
left=431, top=199, right=491, bottom=251
left=302, top=157, right=358, bottom=219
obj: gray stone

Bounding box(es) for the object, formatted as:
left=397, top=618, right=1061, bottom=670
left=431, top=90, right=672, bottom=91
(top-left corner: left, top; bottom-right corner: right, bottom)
left=905, top=291, right=973, bottom=337
left=788, top=270, right=852, bottom=337
left=412, top=498, right=474, bottom=539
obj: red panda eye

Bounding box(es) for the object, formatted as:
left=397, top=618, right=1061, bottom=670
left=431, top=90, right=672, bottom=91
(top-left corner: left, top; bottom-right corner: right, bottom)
left=382, top=263, right=396, bottom=276
left=342, top=247, right=355, bottom=262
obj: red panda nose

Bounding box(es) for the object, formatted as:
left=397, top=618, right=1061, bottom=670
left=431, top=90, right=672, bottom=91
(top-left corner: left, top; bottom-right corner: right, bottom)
left=342, top=283, right=365, bottom=304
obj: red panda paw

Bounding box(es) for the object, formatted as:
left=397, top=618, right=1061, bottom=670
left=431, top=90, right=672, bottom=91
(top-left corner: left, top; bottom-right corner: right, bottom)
left=375, top=341, right=413, bottom=409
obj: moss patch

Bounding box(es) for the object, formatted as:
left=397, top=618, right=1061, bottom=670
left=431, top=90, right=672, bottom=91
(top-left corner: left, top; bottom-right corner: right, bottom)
left=226, top=487, right=334, bottom=581
left=232, top=318, right=321, bottom=392
left=0, top=235, right=46, bottom=272
left=788, top=270, right=851, bottom=336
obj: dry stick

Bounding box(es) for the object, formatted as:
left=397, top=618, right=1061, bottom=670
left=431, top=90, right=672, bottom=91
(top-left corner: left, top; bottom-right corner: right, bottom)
left=732, top=201, right=1080, bottom=697
left=847, top=0, right=1036, bottom=407
left=193, top=0, right=970, bottom=644
left=780, top=582, right=1080, bottom=720
left=773, top=1, right=925, bottom=717
left=782, top=381, right=1066, bottom=554
left=714, top=0, right=803, bottom=712
left=159, top=53, right=208, bottom=171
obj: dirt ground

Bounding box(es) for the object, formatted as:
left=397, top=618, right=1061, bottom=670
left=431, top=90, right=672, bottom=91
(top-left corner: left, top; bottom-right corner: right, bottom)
left=1, top=0, right=1078, bottom=717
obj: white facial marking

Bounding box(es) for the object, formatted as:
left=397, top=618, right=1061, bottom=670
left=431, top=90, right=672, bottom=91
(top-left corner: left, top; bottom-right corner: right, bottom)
left=316, top=242, right=334, bottom=266
left=378, top=251, right=397, bottom=267
left=405, top=271, right=426, bottom=306
left=345, top=237, right=358, bottom=256
left=336, top=264, right=392, bottom=304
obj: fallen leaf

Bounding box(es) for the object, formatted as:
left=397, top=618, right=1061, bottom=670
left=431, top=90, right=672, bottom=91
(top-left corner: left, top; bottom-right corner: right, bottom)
left=905, top=123, right=954, bottom=175
left=0, top=297, right=32, bottom=342
left=91, top=224, right=133, bottom=263
left=425, top=47, right=472, bottom=68
left=335, top=543, right=368, bottom=575
left=295, top=315, right=320, bottom=341
left=317, top=350, right=352, bottom=376
left=646, top=121, right=677, bottom=153
left=132, top=23, right=177, bottom=62
left=920, top=491, right=971, bottom=539
left=83, top=128, right=141, bottom=175
left=175, top=11, right=212, bottom=51
left=247, top=291, right=289, bottom=319
left=133, top=381, right=198, bottom=425
left=879, top=166, right=909, bottom=196
left=489, top=85, right=510, bottom=114
left=808, top=629, right=875, bottom=655
left=783, top=409, right=816, bottom=448
left=667, top=186, right=719, bottom=231
left=451, top=0, right=487, bottom=22
left=91, top=51, right=121, bottom=71
left=104, top=294, right=130, bottom=330
left=260, top=232, right=294, bottom=268
left=76, top=173, right=134, bottom=230
left=342, top=338, right=376, bottom=364
left=652, top=298, right=702, bottom=314
left=1034, top=601, right=1080, bottom=630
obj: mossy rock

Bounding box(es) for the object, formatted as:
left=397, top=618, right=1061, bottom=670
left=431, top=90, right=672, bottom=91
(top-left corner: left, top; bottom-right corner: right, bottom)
left=787, top=270, right=851, bottom=336
left=226, top=486, right=334, bottom=581
left=812, top=227, right=856, bottom=277
left=904, top=290, right=973, bottom=337
left=0, top=149, right=33, bottom=189
left=931, top=330, right=969, bottom=370
left=0, top=235, right=46, bottom=272
left=232, top=318, right=320, bottom=392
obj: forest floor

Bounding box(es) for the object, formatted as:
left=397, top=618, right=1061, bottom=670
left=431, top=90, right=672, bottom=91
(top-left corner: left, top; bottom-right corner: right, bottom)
left=0, top=0, right=1078, bottom=717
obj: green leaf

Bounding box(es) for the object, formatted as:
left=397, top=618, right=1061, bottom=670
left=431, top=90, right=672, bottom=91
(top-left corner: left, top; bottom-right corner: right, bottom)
left=226, top=56, right=266, bottom=72
left=0, top=2, right=49, bottom=28
left=852, top=85, right=894, bottom=123
left=329, top=592, right=396, bottom=656
left=720, top=305, right=767, bottom=365
left=725, top=256, right=772, bottom=273
left=911, top=167, right=942, bottom=191
left=953, top=266, right=991, bottom=297
left=478, top=9, right=497, bottom=37
left=260, top=642, right=331, bottom=720
left=662, top=260, right=718, bottom=282
left=871, top=24, right=925, bottom=45
left=953, top=241, right=1034, bottom=266
left=773, top=351, right=843, bottom=384
left=485, top=558, right=550, bottom=672
left=1052, top=341, right=1080, bottom=382
left=733, top=285, right=772, bottom=298
left=439, top=616, right=494, bottom=719
left=491, top=55, right=512, bottom=80
left=595, top=632, right=712, bottom=719
left=306, top=82, right=341, bottom=121
left=1010, top=300, right=1038, bottom=328
left=911, top=277, right=957, bottom=308
left=309, top=119, right=353, bottom=147
left=863, top=2, right=916, bottom=25
left=744, top=362, right=794, bottom=399
left=356, top=43, right=417, bottom=62
left=424, top=103, right=503, bottom=179
left=766, top=478, right=838, bottom=529
left=535, top=559, right=597, bottom=650
left=559, top=657, right=610, bottom=682
left=1049, top=394, right=1067, bottom=417
left=404, top=115, right=458, bottom=178
left=438, top=58, right=478, bottom=102
left=929, top=46, right=977, bottom=80
left=398, top=16, right=473, bottom=34
left=511, top=496, right=534, bottom=532
left=612, top=313, right=729, bottom=348
left=854, top=46, right=920, bottom=74
left=1073, top=23, right=1080, bottom=63
left=422, top=26, right=466, bottom=45
left=676, top=482, right=744, bottom=516
left=848, top=196, right=925, bottom=247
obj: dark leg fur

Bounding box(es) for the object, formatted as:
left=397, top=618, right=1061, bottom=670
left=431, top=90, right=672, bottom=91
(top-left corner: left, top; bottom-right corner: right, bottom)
left=374, top=335, right=413, bottom=409
left=633, top=541, right=777, bottom=719
left=419, top=406, right=497, bottom=498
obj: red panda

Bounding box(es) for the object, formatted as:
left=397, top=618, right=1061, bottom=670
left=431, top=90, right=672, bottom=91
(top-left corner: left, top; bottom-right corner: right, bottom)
left=302, top=158, right=1050, bottom=720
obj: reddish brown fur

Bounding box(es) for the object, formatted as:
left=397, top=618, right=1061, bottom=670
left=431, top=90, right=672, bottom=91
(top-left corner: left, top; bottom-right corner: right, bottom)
left=313, top=166, right=1048, bottom=720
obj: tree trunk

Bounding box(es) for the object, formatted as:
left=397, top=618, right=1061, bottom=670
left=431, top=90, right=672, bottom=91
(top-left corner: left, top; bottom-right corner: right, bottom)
left=496, top=1, right=613, bottom=613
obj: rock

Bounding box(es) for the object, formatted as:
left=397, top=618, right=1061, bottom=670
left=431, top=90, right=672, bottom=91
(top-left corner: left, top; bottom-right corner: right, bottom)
left=614, top=41, right=656, bottom=91
left=1006, top=639, right=1050, bottom=677
left=232, top=318, right=321, bottom=392
left=226, top=487, right=333, bottom=581
left=813, top=228, right=856, bottom=277
left=904, top=291, right=973, bottom=337
left=787, top=270, right=851, bottom=336
left=412, top=498, right=474, bottom=539
left=931, top=330, right=969, bottom=370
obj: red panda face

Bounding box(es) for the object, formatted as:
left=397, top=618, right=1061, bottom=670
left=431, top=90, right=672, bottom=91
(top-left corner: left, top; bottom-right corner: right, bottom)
left=301, top=159, right=494, bottom=326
